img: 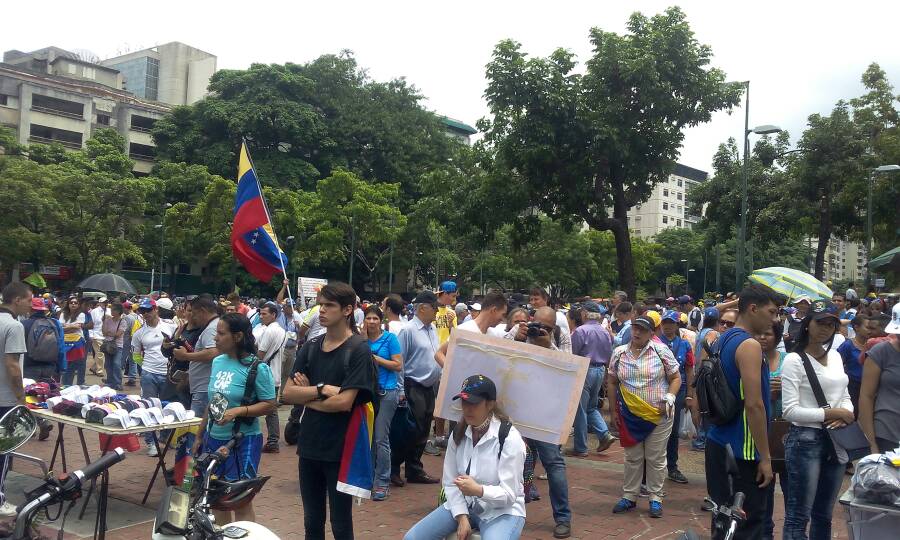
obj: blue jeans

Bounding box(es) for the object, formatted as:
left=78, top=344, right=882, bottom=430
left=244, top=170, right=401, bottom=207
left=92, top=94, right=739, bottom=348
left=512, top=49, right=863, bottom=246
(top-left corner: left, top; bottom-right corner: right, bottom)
left=527, top=439, right=571, bottom=524
left=104, top=346, right=124, bottom=389
left=666, top=386, right=687, bottom=471
left=141, top=372, right=168, bottom=445
left=783, top=426, right=844, bottom=540
left=125, top=348, right=139, bottom=380
left=573, top=365, right=609, bottom=453
left=404, top=505, right=525, bottom=540
left=62, top=360, right=86, bottom=386
left=373, top=388, right=399, bottom=488
left=191, top=391, right=209, bottom=418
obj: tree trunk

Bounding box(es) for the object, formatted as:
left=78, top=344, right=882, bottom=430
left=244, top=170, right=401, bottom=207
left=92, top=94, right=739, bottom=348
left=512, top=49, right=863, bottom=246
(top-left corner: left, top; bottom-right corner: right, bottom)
left=814, top=191, right=832, bottom=281
left=584, top=171, right=637, bottom=300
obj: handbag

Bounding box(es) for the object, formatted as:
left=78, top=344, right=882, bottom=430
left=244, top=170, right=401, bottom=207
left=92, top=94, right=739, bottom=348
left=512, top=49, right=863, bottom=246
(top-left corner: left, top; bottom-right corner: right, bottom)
left=100, top=339, right=117, bottom=356
left=389, top=400, right=417, bottom=449
left=800, top=353, right=871, bottom=464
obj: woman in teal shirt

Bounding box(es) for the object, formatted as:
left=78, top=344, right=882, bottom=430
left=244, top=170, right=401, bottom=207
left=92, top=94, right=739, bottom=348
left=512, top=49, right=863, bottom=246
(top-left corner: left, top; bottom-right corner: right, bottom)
left=200, top=313, right=277, bottom=524
left=363, top=305, right=403, bottom=501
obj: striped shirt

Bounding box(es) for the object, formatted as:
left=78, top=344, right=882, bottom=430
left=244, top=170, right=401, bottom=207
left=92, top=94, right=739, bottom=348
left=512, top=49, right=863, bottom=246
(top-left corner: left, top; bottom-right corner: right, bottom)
left=611, top=340, right=680, bottom=408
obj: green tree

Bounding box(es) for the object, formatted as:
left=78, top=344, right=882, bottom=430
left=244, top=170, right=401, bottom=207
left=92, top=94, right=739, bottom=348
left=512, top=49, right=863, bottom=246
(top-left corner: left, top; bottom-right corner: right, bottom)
left=480, top=7, right=741, bottom=298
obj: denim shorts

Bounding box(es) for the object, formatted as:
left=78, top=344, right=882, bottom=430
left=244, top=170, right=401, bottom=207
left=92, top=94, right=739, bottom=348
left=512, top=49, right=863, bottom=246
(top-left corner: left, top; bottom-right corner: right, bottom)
left=203, top=432, right=263, bottom=481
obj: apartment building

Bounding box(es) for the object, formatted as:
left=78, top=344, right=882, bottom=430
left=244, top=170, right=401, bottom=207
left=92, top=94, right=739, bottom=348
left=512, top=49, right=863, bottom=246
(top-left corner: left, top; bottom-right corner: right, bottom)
left=100, top=42, right=216, bottom=106
left=806, top=236, right=867, bottom=284
left=626, top=163, right=708, bottom=239
left=440, top=116, right=477, bottom=144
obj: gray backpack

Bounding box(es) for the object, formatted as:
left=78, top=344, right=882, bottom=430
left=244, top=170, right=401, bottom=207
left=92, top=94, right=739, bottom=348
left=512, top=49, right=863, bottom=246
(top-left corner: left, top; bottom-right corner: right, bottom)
left=26, top=318, right=60, bottom=365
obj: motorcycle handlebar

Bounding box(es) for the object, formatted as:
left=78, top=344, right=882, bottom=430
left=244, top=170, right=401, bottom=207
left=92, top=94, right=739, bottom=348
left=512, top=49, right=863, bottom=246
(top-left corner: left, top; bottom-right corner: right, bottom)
left=732, top=491, right=745, bottom=511
left=61, top=448, right=126, bottom=493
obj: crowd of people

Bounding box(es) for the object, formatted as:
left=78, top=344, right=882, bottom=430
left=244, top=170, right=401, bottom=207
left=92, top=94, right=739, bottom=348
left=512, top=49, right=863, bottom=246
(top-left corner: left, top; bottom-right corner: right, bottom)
left=1, top=277, right=899, bottom=539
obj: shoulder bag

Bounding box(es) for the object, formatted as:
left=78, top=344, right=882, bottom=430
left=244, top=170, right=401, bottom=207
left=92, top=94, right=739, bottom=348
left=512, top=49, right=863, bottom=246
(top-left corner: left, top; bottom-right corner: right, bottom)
left=800, top=352, right=870, bottom=464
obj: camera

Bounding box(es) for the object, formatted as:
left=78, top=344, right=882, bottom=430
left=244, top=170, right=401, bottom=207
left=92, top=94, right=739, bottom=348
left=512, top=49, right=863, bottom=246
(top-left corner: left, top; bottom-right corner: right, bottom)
left=162, top=336, right=191, bottom=360
left=526, top=322, right=545, bottom=337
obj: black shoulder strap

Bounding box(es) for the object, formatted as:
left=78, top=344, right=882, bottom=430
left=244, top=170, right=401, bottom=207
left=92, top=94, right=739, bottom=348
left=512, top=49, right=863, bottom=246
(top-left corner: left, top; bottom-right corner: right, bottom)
left=497, top=420, right=512, bottom=459
left=799, top=352, right=830, bottom=409
left=234, top=356, right=262, bottom=435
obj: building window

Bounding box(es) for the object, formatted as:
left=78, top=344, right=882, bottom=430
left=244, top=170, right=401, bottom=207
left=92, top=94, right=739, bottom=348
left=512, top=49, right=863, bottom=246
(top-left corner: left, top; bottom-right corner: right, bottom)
left=663, top=202, right=669, bottom=210
left=663, top=189, right=669, bottom=197
left=130, top=115, right=157, bottom=133
left=0, top=94, right=7, bottom=106
left=677, top=219, right=682, bottom=227
left=29, top=124, right=83, bottom=148
left=677, top=192, right=682, bottom=200
left=31, top=94, right=84, bottom=120
left=83, top=67, right=96, bottom=80
left=129, top=142, right=156, bottom=160
left=96, top=114, right=110, bottom=126
left=662, top=216, right=669, bottom=224
left=146, top=58, right=159, bottom=101
left=67, top=64, right=77, bottom=75
left=635, top=215, right=641, bottom=221
left=678, top=179, right=683, bottom=187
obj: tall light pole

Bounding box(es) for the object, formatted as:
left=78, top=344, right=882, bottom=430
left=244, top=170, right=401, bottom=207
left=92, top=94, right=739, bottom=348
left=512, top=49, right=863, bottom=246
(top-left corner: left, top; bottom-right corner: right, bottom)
left=866, top=164, right=900, bottom=287
left=688, top=268, right=696, bottom=295
left=348, top=216, right=356, bottom=284
left=734, top=80, right=783, bottom=288
left=681, top=259, right=688, bottom=294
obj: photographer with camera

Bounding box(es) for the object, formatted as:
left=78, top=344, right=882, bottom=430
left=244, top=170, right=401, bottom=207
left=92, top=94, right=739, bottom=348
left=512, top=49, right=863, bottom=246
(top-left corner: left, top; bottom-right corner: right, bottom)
left=173, top=295, right=220, bottom=417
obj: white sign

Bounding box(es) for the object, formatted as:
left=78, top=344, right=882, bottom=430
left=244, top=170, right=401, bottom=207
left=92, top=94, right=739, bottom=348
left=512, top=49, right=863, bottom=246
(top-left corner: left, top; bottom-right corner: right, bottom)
left=434, top=331, right=589, bottom=445
left=875, top=278, right=886, bottom=288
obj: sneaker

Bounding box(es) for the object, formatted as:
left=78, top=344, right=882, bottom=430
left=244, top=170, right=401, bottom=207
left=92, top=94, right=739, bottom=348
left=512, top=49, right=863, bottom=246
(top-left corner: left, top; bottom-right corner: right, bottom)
left=372, top=486, right=389, bottom=501
left=263, top=442, right=280, bottom=454
left=423, top=440, right=442, bottom=456
left=649, top=500, right=663, bottom=518
left=125, top=379, right=136, bottom=387
left=596, top=433, right=617, bottom=453
left=434, top=435, right=448, bottom=449
left=612, top=498, right=637, bottom=514
left=0, top=501, right=17, bottom=517
left=147, top=445, right=159, bottom=458
left=553, top=522, right=571, bottom=538
left=701, top=499, right=716, bottom=512
left=668, top=469, right=689, bottom=484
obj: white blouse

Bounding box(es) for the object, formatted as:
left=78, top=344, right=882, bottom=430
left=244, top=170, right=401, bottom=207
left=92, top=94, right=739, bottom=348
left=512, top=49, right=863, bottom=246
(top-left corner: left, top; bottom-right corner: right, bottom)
left=781, top=349, right=853, bottom=428
left=442, top=416, right=526, bottom=522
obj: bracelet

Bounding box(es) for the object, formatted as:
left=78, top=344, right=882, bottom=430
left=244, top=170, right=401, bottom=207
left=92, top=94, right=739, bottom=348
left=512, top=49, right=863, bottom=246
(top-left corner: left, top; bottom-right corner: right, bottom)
left=245, top=406, right=249, bottom=417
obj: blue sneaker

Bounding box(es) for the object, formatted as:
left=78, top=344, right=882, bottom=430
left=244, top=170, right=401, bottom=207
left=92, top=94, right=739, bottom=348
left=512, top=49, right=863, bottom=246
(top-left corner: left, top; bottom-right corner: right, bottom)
left=649, top=500, right=663, bottom=518
left=612, top=498, right=637, bottom=514
left=372, top=486, right=388, bottom=501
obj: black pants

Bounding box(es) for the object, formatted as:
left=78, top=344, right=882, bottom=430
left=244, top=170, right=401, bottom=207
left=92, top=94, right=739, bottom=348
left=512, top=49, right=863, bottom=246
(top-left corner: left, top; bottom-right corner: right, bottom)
left=705, top=440, right=771, bottom=540
left=299, top=457, right=353, bottom=540
left=666, top=388, right=687, bottom=472
left=391, top=379, right=435, bottom=479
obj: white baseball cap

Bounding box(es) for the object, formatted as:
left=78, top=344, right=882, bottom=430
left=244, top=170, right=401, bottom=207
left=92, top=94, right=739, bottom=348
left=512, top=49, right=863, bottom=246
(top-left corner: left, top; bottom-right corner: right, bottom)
left=886, top=303, right=900, bottom=335
left=157, top=298, right=174, bottom=310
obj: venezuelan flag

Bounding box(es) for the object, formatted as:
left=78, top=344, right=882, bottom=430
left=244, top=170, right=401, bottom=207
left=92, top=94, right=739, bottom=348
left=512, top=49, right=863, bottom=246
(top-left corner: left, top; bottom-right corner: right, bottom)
left=231, top=142, right=289, bottom=282
left=336, top=402, right=375, bottom=499
left=616, top=386, right=661, bottom=448
left=173, top=424, right=200, bottom=488
left=63, top=332, right=86, bottom=363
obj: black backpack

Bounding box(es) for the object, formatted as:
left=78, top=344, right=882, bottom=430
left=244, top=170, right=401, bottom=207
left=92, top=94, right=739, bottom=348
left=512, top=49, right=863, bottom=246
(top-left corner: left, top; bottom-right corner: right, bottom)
left=693, top=333, right=742, bottom=426
left=26, top=318, right=61, bottom=365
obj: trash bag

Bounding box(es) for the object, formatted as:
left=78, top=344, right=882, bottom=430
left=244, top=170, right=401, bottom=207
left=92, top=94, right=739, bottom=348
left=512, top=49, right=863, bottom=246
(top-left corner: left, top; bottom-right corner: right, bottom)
left=679, top=411, right=697, bottom=440
left=851, top=455, right=900, bottom=506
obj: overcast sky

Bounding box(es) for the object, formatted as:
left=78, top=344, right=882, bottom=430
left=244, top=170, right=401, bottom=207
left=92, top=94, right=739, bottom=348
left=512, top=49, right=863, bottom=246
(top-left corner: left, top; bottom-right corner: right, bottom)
left=6, top=0, right=900, bottom=173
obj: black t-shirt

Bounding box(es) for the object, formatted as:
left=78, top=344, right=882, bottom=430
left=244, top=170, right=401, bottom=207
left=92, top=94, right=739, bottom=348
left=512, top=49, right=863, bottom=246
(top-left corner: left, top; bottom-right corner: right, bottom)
left=292, top=334, right=375, bottom=462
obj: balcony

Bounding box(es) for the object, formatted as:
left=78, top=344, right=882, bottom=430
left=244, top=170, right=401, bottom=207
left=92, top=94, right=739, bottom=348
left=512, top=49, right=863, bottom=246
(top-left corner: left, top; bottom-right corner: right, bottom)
left=31, top=105, right=83, bottom=120
left=30, top=95, right=84, bottom=121
left=28, top=134, right=82, bottom=149
left=130, top=115, right=157, bottom=133
left=129, top=142, right=155, bottom=161
left=29, top=124, right=83, bottom=149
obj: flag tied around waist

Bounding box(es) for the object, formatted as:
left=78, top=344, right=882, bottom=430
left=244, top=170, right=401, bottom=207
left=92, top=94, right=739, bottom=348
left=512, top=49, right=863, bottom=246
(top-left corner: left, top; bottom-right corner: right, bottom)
left=616, top=385, right=662, bottom=447
left=231, top=142, right=289, bottom=282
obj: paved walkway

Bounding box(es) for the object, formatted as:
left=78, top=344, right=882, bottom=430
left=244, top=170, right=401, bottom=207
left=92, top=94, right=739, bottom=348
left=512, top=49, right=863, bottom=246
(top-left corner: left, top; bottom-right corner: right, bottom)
left=5, top=408, right=853, bottom=540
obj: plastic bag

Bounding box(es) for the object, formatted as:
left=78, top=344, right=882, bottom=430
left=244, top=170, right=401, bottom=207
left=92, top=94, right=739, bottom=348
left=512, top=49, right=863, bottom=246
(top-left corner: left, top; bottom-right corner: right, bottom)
left=851, top=454, right=900, bottom=506
left=679, top=411, right=697, bottom=440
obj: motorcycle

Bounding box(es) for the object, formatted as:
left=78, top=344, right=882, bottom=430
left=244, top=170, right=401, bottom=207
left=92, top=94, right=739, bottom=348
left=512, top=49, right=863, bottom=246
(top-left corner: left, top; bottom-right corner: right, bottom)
left=680, top=443, right=747, bottom=540
left=0, top=406, right=128, bottom=540
left=152, top=431, right=278, bottom=540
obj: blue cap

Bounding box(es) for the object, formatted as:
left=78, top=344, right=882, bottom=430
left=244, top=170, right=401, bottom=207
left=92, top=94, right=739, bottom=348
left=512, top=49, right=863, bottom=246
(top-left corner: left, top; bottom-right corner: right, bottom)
left=138, top=297, right=156, bottom=310
left=581, top=301, right=604, bottom=314
left=662, top=311, right=680, bottom=323
left=703, top=307, right=720, bottom=319
left=677, top=295, right=692, bottom=305
left=439, top=281, right=458, bottom=294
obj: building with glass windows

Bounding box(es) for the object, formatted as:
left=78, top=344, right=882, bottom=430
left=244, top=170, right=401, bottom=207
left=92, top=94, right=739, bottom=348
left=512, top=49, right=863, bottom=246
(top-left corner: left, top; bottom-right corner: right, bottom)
left=100, top=42, right=215, bottom=106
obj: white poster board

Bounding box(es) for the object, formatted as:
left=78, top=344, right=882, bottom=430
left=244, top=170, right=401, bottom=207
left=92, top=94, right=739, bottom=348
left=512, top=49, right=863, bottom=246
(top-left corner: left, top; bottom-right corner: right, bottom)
left=434, top=331, right=589, bottom=445
left=297, top=277, right=328, bottom=308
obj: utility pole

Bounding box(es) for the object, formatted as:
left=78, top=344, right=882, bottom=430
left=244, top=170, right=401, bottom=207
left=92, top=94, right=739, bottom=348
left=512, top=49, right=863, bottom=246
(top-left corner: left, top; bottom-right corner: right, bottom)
left=348, top=216, right=355, bottom=284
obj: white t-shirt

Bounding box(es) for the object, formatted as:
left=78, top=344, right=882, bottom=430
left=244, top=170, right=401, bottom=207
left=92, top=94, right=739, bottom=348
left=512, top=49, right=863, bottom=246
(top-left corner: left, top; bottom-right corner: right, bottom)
left=189, top=318, right=218, bottom=394
left=254, top=322, right=287, bottom=385
left=456, top=319, right=484, bottom=334
left=555, top=312, right=570, bottom=335
left=132, top=320, right=177, bottom=375
left=781, top=349, right=853, bottom=428
left=59, top=312, right=86, bottom=325
left=89, top=307, right=109, bottom=339
left=387, top=319, right=408, bottom=335
left=301, top=306, right=326, bottom=340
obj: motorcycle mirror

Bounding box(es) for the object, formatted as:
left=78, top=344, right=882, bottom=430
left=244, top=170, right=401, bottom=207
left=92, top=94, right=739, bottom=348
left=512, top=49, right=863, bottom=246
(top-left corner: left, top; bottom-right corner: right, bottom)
left=0, top=406, right=37, bottom=454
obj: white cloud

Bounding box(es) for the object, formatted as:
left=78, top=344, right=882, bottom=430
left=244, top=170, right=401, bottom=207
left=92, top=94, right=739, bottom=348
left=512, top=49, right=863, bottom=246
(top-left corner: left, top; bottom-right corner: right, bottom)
left=7, top=0, right=899, bottom=174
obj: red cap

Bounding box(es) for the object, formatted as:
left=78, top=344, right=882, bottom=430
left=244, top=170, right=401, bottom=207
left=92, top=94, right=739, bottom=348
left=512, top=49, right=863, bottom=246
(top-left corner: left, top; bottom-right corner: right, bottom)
left=31, top=298, right=48, bottom=311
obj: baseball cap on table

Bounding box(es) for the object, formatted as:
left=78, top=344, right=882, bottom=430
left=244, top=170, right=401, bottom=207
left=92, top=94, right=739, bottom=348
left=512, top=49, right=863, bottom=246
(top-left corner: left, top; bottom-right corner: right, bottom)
left=439, top=281, right=458, bottom=294
left=452, top=374, right=497, bottom=404
left=138, top=297, right=156, bottom=310
left=412, top=290, right=438, bottom=305
left=633, top=315, right=655, bottom=331
left=677, top=295, right=692, bottom=305
left=809, top=299, right=839, bottom=321
left=157, top=297, right=174, bottom=310
left=884, top=303, right=900, bottom=335
left=31, top=297, right=48, bottom=311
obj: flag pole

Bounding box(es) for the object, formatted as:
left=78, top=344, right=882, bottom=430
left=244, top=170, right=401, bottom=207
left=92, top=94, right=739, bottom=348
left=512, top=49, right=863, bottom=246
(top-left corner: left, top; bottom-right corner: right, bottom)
left=241, top=139, right=294, bottom=304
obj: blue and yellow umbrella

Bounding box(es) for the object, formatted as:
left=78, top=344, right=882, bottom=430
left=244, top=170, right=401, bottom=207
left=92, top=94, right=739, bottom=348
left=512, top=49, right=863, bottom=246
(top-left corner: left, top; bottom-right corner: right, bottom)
left=748, top=267, right=832, bottom=302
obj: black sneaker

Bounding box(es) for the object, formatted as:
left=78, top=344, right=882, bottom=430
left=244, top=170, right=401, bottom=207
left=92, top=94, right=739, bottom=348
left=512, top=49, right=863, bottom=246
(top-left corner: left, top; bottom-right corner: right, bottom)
left=668, top=469, right=689, bottom=484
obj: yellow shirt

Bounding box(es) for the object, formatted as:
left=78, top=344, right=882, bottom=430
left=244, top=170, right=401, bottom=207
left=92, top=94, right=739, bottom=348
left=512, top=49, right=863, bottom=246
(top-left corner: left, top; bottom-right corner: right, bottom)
left=435, top=305, right=457, bottom=344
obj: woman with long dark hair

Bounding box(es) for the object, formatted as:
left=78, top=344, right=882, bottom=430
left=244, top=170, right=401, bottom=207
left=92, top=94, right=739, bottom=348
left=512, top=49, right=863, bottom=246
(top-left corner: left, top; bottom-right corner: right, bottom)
left=363, top=304, right=403, bottom=501
left=197, top=313, right=277, bottom=525
left=59, top=296, right=87, bottom=385
left=780, top=300, right=853, bottom=540
left=101, top=303, right=128, bottom=390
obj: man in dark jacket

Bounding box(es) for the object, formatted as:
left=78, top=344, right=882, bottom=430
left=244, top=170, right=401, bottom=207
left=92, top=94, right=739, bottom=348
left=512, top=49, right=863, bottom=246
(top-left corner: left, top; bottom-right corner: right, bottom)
left=22, top=297, right=64, bottom=441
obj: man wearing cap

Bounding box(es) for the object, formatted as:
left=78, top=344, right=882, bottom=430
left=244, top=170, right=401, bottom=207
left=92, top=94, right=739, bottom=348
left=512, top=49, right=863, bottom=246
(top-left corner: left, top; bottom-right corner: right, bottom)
left=22, top=295, right=63, bottom=442
left=569, top=301, right=617, bottom=457
left=132, top=298, right=176, bottom=456
left=659, top=311, right=695, bottom=484
left=392, top=291, right=442, bottom=485
left=430, top=281, right=459, bottom=453
left=467, top=303, right=481, bottom=323
left=677, top=296, right=702, bottom=330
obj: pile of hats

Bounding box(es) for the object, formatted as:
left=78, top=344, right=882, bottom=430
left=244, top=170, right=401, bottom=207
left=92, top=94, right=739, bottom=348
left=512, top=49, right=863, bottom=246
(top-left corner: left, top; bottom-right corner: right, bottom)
left=49, top=396, right=195, bottom=429
left=24, top=378, right=62, bottom=408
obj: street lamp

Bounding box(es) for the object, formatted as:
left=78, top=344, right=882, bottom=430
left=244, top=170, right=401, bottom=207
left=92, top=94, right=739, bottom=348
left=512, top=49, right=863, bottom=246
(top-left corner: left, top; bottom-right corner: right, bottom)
left=155, top=203, right=172, bottom=293
left=735, top=80, right=783, bottom=288
left=866, top=164, right=900, bottom=287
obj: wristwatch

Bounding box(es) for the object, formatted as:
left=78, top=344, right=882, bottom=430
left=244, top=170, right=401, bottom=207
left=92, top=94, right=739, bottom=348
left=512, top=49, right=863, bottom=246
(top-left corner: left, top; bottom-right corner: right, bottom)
left=316, top=383, right=325, bottom=400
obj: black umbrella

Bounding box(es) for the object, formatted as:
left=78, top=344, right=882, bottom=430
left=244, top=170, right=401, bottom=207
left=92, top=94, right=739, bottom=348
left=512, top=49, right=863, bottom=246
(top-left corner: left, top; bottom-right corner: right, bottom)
left=77, top=273, right=137, bottom=294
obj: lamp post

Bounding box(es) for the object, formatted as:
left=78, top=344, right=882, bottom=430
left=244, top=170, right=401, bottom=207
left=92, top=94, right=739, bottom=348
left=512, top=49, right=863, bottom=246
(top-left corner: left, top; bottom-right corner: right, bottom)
left=680, top=259, right=688, bottom=295
left=734, top=80, right=783, bottom=288
left=866, top=164, right=900, bottom=287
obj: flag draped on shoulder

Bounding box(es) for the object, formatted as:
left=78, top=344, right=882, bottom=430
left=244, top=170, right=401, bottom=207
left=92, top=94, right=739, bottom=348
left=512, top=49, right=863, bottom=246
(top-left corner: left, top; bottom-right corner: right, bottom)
left=231, top=142, right=289, bottom=282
